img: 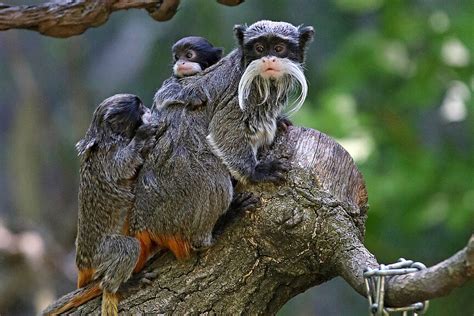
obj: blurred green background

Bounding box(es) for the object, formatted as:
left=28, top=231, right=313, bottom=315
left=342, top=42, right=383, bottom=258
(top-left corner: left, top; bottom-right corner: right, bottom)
left=0, top=0, right=472, bottom=314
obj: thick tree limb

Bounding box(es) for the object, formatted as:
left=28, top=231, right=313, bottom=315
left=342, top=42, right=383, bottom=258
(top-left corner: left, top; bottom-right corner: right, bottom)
left=0, top=0, right=243, bottom=37
left=0, top=0, right=160, bottom=37
left=43, top=126, right=473, bottom=314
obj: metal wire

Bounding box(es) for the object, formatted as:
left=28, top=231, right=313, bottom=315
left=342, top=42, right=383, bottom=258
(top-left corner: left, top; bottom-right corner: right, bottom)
left=363, top=258, right=430, bottom=316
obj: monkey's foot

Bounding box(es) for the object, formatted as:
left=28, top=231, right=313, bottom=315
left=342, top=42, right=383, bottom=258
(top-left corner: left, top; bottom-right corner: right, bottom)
left=192, top=237, right=215, bottom=252
left=213, top=192, right=260, bottom=237
left=230, top=192, right=261, bottom=213
left=135, top=123, right=160, bottom=140
left=140, top=271, right=159, bottom=285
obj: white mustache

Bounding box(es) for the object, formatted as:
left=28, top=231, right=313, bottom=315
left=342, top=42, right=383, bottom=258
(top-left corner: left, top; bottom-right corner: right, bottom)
left=238, top=58, right=308, bottom=116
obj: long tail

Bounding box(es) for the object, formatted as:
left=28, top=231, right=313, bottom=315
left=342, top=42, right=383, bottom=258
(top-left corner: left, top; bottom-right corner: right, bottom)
left=102, top=291, right=119, bottom=316
left=42, top=282, right=102, bottom=315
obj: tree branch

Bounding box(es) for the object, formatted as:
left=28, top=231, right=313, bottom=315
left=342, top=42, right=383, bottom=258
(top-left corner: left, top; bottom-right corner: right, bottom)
left=43, top=127, right=473, bottom=314
left=0, top=0, right=243, bottom=38
left=384, top=235, right=473, bottom=306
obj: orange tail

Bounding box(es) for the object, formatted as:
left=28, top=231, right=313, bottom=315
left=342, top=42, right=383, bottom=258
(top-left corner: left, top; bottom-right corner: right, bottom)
left=44, top=282, right=102, bottom=315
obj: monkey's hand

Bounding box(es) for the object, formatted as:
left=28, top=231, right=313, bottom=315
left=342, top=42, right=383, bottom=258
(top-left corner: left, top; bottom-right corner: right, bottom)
left=134, top=123, right=161, bottom=156
left=250, top=160, right=290, bottom=184
left=180, top=86, right=207, bottom=110
left=277, top=116, right=293, bottom=133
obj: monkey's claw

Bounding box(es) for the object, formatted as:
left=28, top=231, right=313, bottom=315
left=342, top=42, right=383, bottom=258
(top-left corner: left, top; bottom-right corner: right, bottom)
left=141, top=270, right=159, bottom=285
left=212, top=192, right=260, bottom=236
left=230, top=192, right=261, bottom=212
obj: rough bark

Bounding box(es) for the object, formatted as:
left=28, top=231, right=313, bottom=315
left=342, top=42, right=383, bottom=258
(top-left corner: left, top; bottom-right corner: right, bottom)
left=44, top=126, right=473, bottom=314
left=0, top=0, right=242, bottom=37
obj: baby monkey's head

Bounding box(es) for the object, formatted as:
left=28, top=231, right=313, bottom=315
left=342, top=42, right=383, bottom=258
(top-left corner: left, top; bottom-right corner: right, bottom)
left=90, top=94, right=150, bottom=140
left=172, top=36, right=223, bottom=78
left=76, top=94, right=151, bottom=157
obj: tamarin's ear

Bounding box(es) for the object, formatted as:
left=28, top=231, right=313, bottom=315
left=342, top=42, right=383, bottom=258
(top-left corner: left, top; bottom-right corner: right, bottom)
left=298, top=25, right=315, bottom=49
left=215, top=47, right=224, bottom=59
left=233, top=24, right=247, bottom=46
left=76, top=138, right=97, bottom=158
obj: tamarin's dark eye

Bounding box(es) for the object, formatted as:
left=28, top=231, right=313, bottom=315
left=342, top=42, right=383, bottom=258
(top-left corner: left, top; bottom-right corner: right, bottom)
left=274, top=44, right=286, bottom=54
left=174, top=54, right=179, bottom=61
left=185, top=50, right=196, bottom=59
left=254, top=43, right=264, bottom=54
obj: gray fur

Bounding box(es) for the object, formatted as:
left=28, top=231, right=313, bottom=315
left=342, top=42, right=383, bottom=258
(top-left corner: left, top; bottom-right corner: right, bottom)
left=153, top=77, right=194, bottom=110
left=211, top=21, right=313, bottom=183
left=76, top=94, right=159, bottom=292
left=240, top=20, right=301, bottom=45
left=131, top=107, right=233, bottom=250
left=94, top=235, right=140, bottom=293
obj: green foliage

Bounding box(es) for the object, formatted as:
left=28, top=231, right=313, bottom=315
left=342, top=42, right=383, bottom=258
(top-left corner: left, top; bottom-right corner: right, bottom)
left=293, top=1, right=473, bottom=314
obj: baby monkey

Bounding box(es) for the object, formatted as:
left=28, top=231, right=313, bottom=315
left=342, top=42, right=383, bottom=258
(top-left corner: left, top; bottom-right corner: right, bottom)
left=154, top=36, right=223, bottom=110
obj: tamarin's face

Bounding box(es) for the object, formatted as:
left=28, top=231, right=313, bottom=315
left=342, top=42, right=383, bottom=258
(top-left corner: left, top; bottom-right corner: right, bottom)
left=172, top=36, right=223, bottom=78
left=234, top=21, right=314, bottom=80
left=95, top=94, right=151, bottom=138
left=242, top=36, right=304, bottom=80
left=234, top=21, right=314, bottom=112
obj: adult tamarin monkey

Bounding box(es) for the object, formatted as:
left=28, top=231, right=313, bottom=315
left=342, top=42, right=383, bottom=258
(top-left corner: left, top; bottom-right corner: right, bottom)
left=44, top=20, right=313, bottom=315
left=49, top=94, right=162, bottom=315
left=207, top=20, right=314, bottom=183
left=154, top=36, right=223, bottom=110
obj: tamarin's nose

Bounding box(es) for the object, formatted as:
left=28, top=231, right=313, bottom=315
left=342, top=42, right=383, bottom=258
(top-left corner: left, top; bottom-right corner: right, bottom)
left=262, top=57, right=277, bottom=63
